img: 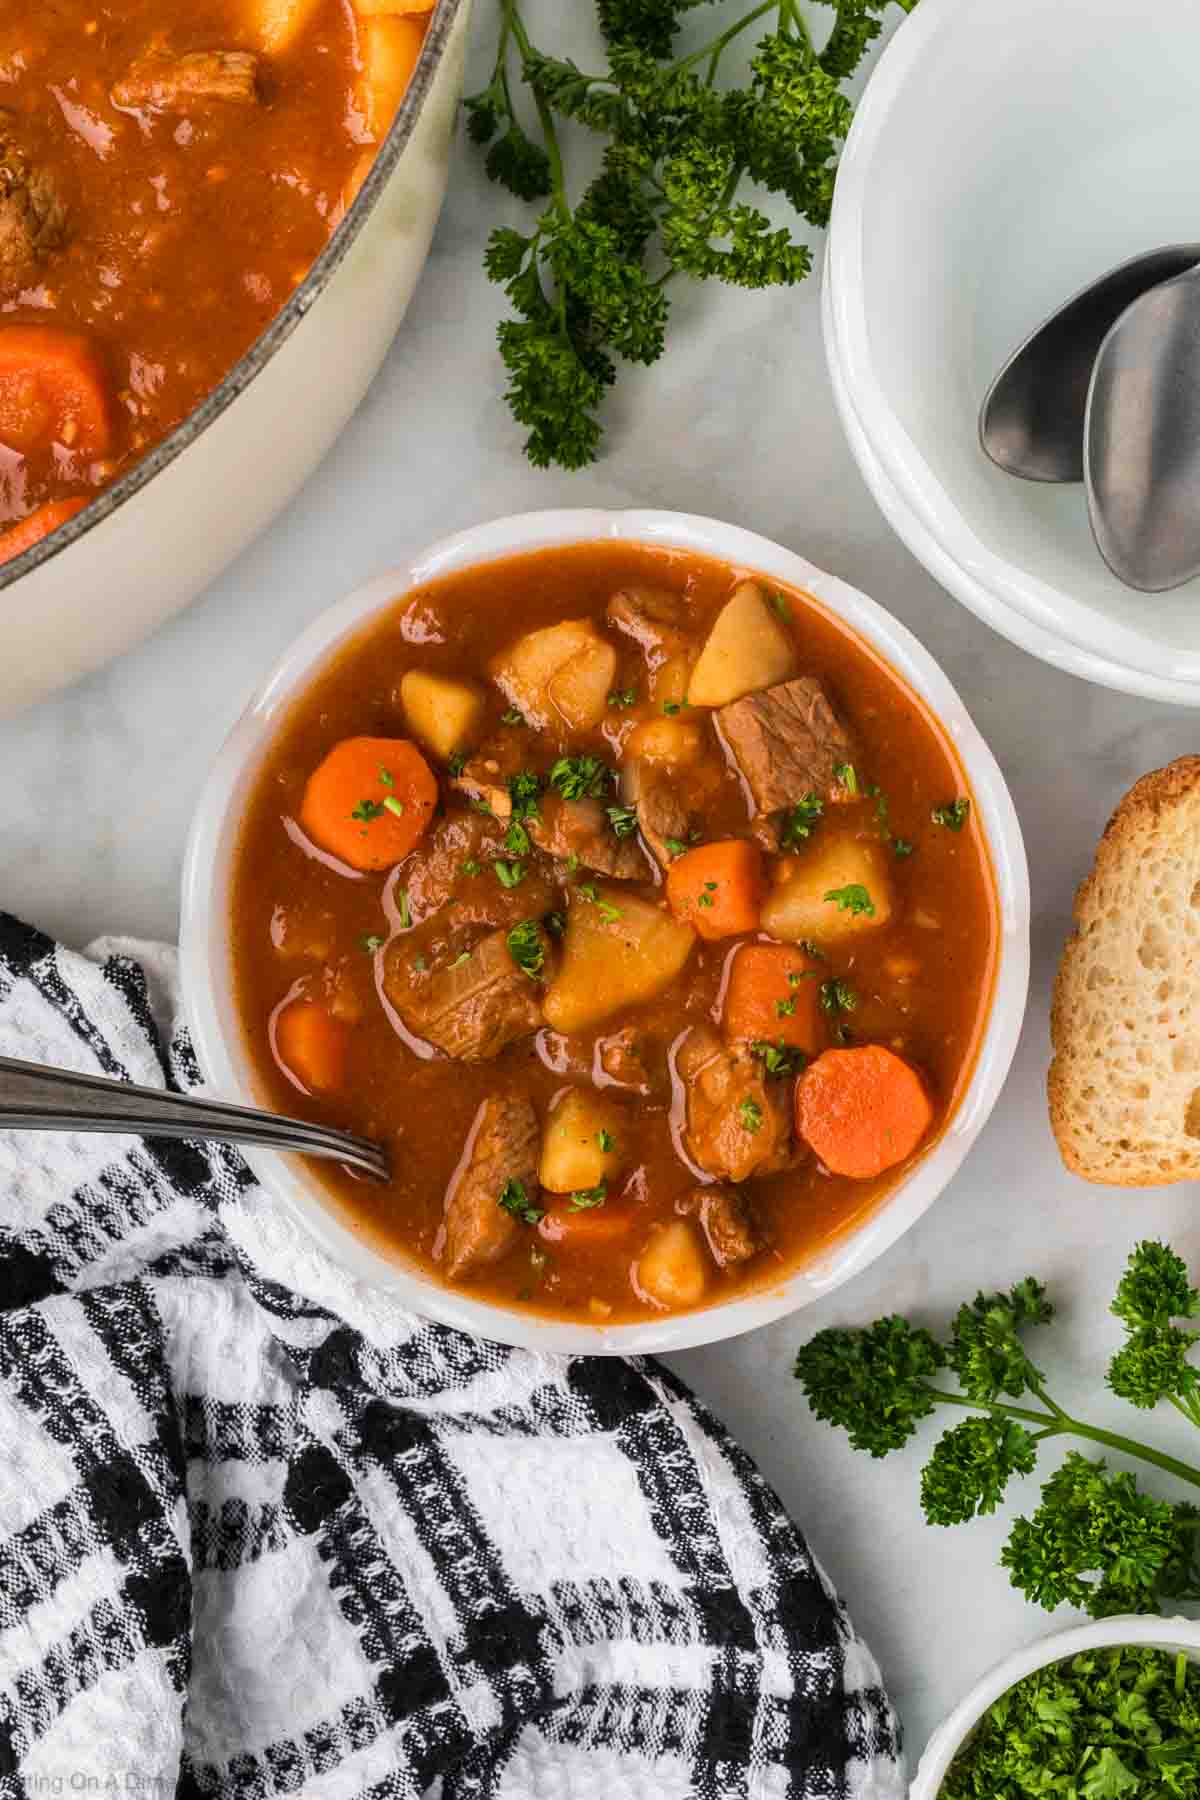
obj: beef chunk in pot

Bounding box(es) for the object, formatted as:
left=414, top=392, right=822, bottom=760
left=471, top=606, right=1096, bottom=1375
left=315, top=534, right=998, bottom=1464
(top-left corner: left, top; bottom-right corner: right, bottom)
left=680, top=1185, right=764, bottom=1268
left=675, top=1025, right=795, bottom=1183
left=719, top=676, right=856, bottom=848
left=528, top=792, right=649, bottom=881
left=450, top=728, right=530, bottom=819
left=598, top=1024, right=670, bottom=1099
left=112, top=49, right=260, bottom=112
left=444, top=1094, right=540, bottom=1280
left=384, top=927, right=551, bottom=1060
left=620, top=759, right=700, bottom=873
left=0, top=121, right=67, bottom=292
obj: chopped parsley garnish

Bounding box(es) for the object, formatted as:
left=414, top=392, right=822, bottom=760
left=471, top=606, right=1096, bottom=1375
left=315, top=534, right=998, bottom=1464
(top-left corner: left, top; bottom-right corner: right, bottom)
left=606, top=804, right=638, bottom=838
left=596, top=897, right=623, bottom=924
left=663, top=837, right=687, bottom=859
left=379, top=767, right=394, bottom=787
left=662, top=700, right=683, bottom=716
left=469, top=795, right=494, bottom=816
left=504, top=819, right=532, bottom=856
left=500, top=706, right=525, bottom=725
left=576, top=882, right=599, bottom=903
left=495, top=859, right=526, bottom=889
left=834, top=762, right=859, bottom=797
left=607, top=687, right=636, bottom=708
left=383, top=795, right=406, bottom=819
left=892, top=838, right=915, bottom=859
left=798, top=940, right=827, bottom=961
left=412, top=953, right=428, bottom=972
left=359, top=934, right=385, bottom=954
left=932, top=797, right=971, bottom=831
left=508, top=770, right=543, bottom=821
left=568, top=1179, right=607, bottom=1212
left=461, top=858, right=482, bottom=876
left=549, top=755, right=613, bottom=801
left=770, top=591, right=790, bottom=621
left=750, top=1040, right=807, bottom=1079
left=351, top=798, right=386, bottom=824
left=825, top=883, right=875, bottom=918
left=776, top=996, right=796, bottom=1018
left=449, top=949, right=473, bottom=968
left=498, top=1178, right=543, bottom=1225
left=543, top=909, right=566, bottom=937
left=781, top=793, right=823, bottom=848
left=506, top=918, right=546, bottom=979
left=448, top=751, right=467, bottom=777
left=820, top=978, right=858, bottom=1016
left=396, top=889, right=412, bottom=930
left=697, top=881, right=717, bottom=909
left=596, top=1129, right=614, bottom=1153
left=563, top=852, right=579, bottom=875
left=738, top=1097, right=763, bottom=1134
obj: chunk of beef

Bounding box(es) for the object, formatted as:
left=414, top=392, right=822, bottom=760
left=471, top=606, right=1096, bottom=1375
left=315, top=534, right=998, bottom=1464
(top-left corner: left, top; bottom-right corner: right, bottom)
left=620, top=759, right=699, bottom=872
left=719, top=677, right=856, bottom=849
left=675, top=1025, right=795, bottom=1183
left=402, top=810, right=494, bottom=919
left=598, top=1025, right=670, bottom=1099
left=450, top=728, right=530, bottom=819
left=112, top=49, right=260, bottom=112
left=606, top=587, right=696, bottom=670
left=397, top=808, right=558, bottom=941
left=384, top=927, right=551, bottom=1061
left=444, top=1094, right=540, bottom=1280
left=528, top=793, right=649, bottom=881
left=680, top=1185, right=764, bottom=1268
left=0, top=122, right=67, bottom=292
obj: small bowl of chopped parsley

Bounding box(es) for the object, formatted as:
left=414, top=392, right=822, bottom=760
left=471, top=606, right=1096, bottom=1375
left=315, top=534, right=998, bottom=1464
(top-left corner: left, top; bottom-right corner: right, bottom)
left=911, top=1616, right=1200, bottom=1799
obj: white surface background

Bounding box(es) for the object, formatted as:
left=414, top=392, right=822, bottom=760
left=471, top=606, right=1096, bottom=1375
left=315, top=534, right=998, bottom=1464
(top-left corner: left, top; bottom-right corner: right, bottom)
left=3, top=1, right=1200, bottom=1770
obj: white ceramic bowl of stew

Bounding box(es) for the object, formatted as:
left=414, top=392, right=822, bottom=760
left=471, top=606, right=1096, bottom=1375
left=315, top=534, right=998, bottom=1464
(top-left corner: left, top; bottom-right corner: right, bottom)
left=0, top=0, right=470, bottom=716
left=180, top=507, right=1030, bottom=1354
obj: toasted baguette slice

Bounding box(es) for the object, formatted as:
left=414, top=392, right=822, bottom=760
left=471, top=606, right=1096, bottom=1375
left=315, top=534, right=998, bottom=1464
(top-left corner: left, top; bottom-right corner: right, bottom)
left=1049, top=755, right=1200, bottom=1185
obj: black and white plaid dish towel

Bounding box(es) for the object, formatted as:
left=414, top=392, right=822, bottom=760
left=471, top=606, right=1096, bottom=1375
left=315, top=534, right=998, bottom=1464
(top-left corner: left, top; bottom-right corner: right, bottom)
left=0, top=913, right=903, bottom=1799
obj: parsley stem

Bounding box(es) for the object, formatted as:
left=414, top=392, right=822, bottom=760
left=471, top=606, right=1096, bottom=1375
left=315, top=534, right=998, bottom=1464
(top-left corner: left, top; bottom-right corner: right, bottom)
left=674, top=0, right=778, bottom=77
left=924, top=1386, right=1200, bottom=1493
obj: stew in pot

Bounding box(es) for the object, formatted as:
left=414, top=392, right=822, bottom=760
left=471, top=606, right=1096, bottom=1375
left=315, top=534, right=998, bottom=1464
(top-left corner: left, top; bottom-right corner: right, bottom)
left=231, top=543, right=999, bottom=1323
left=0, top=0, right=433, bottom=566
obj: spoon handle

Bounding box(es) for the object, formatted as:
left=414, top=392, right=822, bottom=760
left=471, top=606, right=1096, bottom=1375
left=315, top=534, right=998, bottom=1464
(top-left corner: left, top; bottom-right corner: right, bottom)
left=0, top=1054, right=388, bottom=1182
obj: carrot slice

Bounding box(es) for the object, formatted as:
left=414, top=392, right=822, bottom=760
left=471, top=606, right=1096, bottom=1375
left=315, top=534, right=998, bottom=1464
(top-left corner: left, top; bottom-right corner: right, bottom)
left=0, top=326, right=114, bottom=458
left=0, top=497, right=88, bottom=567
left=795, top=1045, right=935, bottom=1179
left=666, top=839, right=764, bottom=941
left=538, top=1201, right=638, bottom=1247
left=724, top=943, right=823, bottom=1053
left=300, top=736, right=437, bottom=872
left=275, top=999, right=350, bottom=1094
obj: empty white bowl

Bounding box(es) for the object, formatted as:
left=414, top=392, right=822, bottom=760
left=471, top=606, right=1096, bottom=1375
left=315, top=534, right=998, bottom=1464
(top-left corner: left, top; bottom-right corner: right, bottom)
left=912, top=1614, right=1200, bottom=1797
left=180, top=508, right=1029, bottom=1355
left=825, top=0, right=1200, bottom=705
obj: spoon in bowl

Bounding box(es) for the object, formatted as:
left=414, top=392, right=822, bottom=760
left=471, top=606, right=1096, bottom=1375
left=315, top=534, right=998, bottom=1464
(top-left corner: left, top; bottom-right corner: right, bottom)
left=980, top=244, right=1200, bottom=482
left=1085, top=261, right=1200, bottom=592
left=0, top=1052, right=388, bottom=1181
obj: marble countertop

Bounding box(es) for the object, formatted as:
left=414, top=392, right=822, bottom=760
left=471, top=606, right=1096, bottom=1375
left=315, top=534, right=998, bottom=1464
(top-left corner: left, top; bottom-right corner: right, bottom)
left=4, top=6, right=1200, bottom=1770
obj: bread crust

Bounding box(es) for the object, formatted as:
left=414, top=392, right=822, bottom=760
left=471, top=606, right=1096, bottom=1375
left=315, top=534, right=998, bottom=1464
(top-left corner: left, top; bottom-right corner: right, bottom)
left=1049, top=755, right=1200, bottom=1186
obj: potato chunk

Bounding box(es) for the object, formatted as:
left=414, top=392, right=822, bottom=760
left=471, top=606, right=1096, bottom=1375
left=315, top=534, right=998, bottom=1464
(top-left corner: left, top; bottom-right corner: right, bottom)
left=624, top=717, right=704, bottom=765
left=543, top=888, right=696, bottom=1035
left=491, top=619, right=616, bottom=731
left=688, top=581, right=796, bottom=708
left=540, top=1089, right=626, bottom=1194
left=635, top=1220, right=708, bottom=1310
left=761, top=835, right=894, bottom=945
left=249, top=0, right=323, bottom=52
left=399, top=670, right=486, bottom=763
left=353, top=15, right=425, bottom=142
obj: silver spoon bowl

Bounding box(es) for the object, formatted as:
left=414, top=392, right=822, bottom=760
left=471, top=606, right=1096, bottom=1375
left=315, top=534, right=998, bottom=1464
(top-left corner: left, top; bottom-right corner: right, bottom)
left=1085, top=261, right=1200, bottom=592
left=0, top=1053, right=388, bottom=1182
left=980, top=244, right=1200, bottom=483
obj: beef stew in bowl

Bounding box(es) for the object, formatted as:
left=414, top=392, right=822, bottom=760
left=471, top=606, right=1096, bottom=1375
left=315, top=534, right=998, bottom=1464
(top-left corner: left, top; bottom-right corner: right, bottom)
left=222, top=536, right=1003, bottom=1328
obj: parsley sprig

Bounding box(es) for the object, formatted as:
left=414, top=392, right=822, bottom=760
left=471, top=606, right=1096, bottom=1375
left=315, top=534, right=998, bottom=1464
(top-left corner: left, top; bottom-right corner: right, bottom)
left=466, top=0, right=915, bottom=468
left=794, top=1243, right=1200, bottom=1618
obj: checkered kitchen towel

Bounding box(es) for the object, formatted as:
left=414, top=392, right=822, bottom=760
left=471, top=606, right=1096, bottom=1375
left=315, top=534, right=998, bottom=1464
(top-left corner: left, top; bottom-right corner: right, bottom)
left=0, top=914, right=903, bottom=1800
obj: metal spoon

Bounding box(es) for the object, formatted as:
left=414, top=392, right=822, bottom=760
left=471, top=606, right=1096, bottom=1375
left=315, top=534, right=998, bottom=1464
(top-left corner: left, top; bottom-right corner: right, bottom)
left=0, top=1053, right=388, bottom=1181
left=1085, top=262, right=1200, bottom=592
left=980, top=244, right=1200, bottom=483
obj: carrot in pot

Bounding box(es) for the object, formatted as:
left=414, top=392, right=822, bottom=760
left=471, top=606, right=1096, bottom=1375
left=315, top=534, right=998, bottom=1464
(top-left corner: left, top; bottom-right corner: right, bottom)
left=0, top=497, right=88, bottom=567
left=723, top=943, right=823, bottom=1053
left=538, top=1199, right=637, bottom=1247
left=666, top=839, right=764, bottom=941
left=795, top=1044, right=934, bottom=1179
left=300, top=736, right=437, bottom=872
left=0, top=326, right=114, bottom=458
left=275, top=998, right=350, bottom=1094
